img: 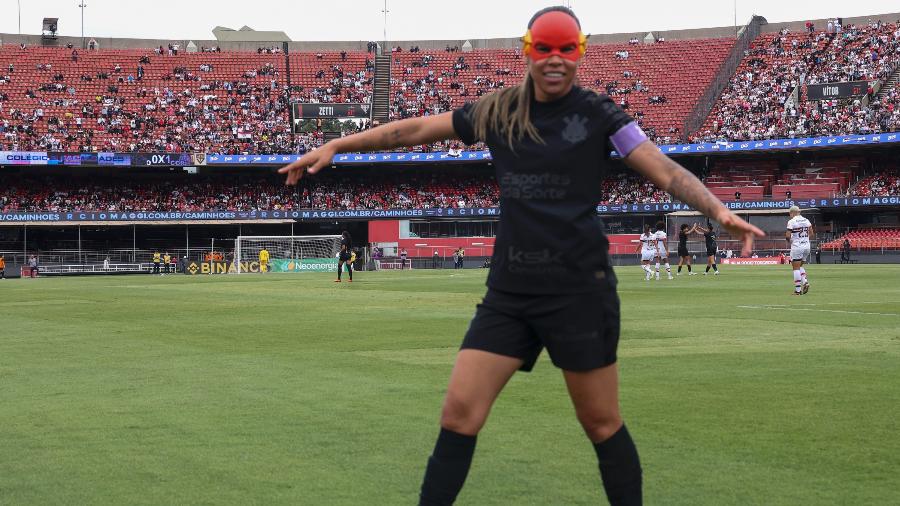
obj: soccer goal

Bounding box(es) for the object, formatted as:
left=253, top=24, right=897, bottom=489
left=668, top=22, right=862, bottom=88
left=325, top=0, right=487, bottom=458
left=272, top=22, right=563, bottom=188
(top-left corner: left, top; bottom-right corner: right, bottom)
left=234, top=235, right=343, bottom=274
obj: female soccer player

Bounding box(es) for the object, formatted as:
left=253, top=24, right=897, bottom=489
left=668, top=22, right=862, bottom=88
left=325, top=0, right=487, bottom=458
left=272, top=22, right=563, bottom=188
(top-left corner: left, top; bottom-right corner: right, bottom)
left=336, top=231, right=353, bottom=282
left=786, top=206, right=813, bottom=295
left=695, top=221, right=720, bottom=275
left=279, top=6, right=763, bottom=504
left=676, top=223, right=698, bottom=275
left=652, top=221, right=673, bottom=280
left=637, top=224, right=657, bottom=281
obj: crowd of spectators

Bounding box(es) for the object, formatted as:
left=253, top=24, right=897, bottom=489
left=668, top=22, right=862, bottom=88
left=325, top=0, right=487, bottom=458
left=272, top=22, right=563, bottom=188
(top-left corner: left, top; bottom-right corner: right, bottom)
left=0, top=44, right=374, bottom=154
left=0, top=174, right=499, bottom=212
left=846, top=169, right=900, bottom=196
left=693, top=20, right=900, bottom=142
left=5, top=161, right=896, bottom=213
left=0, top=171, right=677, bottom=212
left=600, top=173, right=672, bottom=204
left=2, top=22, right=898, bottom=156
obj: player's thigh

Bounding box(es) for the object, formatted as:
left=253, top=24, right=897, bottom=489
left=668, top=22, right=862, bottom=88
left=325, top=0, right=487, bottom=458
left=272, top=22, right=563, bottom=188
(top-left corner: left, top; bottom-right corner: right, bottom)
left=791, top=246, right=810, bottom=263
left=533, top=287, right=620, bottom=372
left=461, top=290, right=542, bottom=371
left=442, top=349, right=523, bottom=433
left=563, top=363, right=622, bottom=441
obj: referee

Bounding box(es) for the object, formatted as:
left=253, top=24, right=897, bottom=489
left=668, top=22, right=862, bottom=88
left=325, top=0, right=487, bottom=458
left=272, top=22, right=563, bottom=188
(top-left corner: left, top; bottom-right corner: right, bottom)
left=279, top=7, right=763, bottom=504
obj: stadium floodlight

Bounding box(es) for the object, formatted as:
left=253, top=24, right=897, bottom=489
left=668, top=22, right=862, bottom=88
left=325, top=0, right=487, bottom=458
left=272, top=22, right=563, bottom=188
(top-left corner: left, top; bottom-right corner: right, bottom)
left=234, top=235, right=342, bottom=274
left=381, top=0, right=389, bottom=46
left=78, top=2, right=87, bottom=49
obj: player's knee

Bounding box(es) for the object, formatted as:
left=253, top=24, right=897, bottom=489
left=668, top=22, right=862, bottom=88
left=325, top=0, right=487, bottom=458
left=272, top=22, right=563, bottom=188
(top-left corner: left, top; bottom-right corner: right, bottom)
left=577, top=411, right=623, bottom=443
left=440, top=394, right=487, bottom=435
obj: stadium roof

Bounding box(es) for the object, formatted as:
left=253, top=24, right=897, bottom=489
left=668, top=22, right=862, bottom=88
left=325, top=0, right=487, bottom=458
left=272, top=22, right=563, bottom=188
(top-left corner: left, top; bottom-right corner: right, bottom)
left=212, top=25, right=290, bottom=42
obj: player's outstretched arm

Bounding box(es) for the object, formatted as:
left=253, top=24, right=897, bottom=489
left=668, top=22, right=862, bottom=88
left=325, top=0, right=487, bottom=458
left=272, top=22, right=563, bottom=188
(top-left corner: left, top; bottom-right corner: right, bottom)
left=624, top=142, right=765, bottom=257
left=279, top=112, right=457, bottom=185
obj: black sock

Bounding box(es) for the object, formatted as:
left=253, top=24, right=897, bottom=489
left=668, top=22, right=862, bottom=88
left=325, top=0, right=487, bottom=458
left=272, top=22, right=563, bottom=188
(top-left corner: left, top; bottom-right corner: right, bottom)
left=677, top=265, right=682, bottom=273
left=706, top=265, right=711, bottom=273
left=337, top=264, right=341, bottom=280
left=593, top=424, right=642, bottom=506
left=347, top=264, right=352, bottom=280
left=687, top=264, right=691, bottom=273
left=419, top=428, right=477, bottom=506
left=712, top=264, right=718, bottom=272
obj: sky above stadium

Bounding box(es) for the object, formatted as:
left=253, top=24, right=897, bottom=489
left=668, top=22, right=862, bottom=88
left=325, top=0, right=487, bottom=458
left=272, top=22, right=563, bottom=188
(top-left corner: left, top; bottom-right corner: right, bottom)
left=3, top=0, right=899, bottom=42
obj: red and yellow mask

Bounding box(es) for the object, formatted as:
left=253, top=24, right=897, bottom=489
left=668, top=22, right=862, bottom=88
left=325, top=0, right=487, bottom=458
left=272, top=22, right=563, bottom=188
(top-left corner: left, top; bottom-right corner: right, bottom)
left=522, top=11, right=587, bottom=62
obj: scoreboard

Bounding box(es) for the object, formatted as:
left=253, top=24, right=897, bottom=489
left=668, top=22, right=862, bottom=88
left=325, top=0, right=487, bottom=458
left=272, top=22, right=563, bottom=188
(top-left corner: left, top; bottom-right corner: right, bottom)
left=806, top=81, right=868, bottom=101
left=292, top=103, right=372, bottom=119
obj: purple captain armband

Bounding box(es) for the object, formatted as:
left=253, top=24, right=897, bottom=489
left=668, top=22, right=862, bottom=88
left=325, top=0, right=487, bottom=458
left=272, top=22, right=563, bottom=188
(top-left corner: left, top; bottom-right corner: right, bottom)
left=609, top=122, right=649, bottom=158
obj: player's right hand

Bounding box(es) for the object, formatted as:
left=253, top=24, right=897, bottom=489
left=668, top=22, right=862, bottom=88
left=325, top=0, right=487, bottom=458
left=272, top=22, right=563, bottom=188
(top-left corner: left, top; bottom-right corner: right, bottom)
left=278, top=143, right=338, bottom=185
left=715, top=210, right=765, bottom=257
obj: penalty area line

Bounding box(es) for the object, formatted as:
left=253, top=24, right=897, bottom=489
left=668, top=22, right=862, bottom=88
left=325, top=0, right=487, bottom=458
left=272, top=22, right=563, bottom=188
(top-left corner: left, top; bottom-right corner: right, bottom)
left=737, top=305, right=899, bottom=317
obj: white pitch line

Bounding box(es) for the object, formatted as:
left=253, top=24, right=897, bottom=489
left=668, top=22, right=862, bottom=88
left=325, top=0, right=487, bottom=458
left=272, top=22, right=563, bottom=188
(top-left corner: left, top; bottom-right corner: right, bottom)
left=737, top=305, right=899, bottom=317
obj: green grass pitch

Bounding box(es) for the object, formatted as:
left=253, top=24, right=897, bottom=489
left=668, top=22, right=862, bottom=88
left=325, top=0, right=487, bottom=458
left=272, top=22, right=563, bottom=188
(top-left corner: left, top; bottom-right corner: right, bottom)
left=2, top=265, right=899, bottom=505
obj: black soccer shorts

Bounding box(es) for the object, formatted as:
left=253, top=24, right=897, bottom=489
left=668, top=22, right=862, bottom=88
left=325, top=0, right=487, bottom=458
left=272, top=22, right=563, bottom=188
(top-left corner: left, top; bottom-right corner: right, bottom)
left=461, top=284, right=621, bottom=372
left=678, top=246, right=690, bottom=257
left=339, top=251, right=351, bottom=262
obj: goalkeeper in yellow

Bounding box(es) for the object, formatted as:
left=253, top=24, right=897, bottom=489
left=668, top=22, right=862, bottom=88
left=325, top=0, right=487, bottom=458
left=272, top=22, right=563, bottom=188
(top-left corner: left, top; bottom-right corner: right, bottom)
left=259, top=247, right=270, bottom=273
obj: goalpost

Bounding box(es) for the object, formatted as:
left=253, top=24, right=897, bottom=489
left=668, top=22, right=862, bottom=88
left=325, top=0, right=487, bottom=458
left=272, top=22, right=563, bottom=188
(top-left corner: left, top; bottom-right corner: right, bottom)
left=234, top=235, right=343, bottom=274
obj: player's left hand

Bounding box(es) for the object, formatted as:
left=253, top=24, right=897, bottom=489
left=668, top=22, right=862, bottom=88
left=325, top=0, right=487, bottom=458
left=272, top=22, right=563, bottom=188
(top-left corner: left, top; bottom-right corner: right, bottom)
left=715, top=210, right=765, bottom=257
left=278, top=143, right=338, bottom=185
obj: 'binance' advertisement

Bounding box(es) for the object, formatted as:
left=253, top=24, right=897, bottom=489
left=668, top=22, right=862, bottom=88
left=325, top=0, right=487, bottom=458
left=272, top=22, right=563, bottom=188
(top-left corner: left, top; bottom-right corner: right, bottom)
left=184, top=259, right=337, bottom=275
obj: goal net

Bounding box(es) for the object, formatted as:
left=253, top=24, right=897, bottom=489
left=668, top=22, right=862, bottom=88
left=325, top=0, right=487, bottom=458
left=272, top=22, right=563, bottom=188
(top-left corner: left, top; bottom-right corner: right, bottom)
left=234, top=235, right=343, bottom=274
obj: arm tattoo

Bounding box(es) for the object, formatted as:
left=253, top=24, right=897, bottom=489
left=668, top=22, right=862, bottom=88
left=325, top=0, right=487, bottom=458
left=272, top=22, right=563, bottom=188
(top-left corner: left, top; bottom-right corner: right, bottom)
left=378, top=127, right=403, bottom=150
left=666, top=160, right=723, bottom=217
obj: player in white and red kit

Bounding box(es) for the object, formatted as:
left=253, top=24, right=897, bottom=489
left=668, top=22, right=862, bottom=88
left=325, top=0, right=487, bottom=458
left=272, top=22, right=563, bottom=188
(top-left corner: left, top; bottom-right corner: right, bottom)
left=637, top=224, right=657, bottom=281
left=786, top=206, right=813, bottom=295
left=653, top=221, right=673, bottom=280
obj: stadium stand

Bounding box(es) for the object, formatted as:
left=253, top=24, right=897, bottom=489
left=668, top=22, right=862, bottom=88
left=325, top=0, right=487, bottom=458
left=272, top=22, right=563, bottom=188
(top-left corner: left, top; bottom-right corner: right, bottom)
left=4, top=161, right=896, bottom=213
left=0, top=37, right=735, bottom=154
left=846, top=168, right=900, bottom=196
left=0, top=44, right=372, bottom=154
left=390, top=39, right=736, bottom=146
left=0, top=173, right=495, bottom=212
left=822, top=228, right=900, bottom=250
left=0, top=170, right=683, bottom=212
left=692, top=20, right=900, bottom=142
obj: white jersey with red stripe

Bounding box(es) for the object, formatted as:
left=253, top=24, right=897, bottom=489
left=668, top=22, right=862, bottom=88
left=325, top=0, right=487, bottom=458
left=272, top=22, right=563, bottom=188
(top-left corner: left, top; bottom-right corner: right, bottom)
left=654, top=231, right=668, bottom=257
left=640, top=233, right=657, bottom=261
left=787, top=216, right=812, bottom=248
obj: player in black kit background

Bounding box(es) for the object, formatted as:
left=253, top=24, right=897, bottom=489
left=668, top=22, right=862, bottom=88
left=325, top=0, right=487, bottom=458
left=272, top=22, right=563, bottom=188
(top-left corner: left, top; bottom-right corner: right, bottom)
left=695, top=221, right=720, bottom=275
left=279, top=6, right=764, bottom=505
left=676, top=223, right=698, bottom=275
left=336, top=230, right=353, bottom=282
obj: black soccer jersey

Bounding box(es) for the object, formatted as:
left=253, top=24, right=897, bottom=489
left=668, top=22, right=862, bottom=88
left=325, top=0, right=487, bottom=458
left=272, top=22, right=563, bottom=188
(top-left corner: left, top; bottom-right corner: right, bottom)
left=678, top=231, right=688, bottom=250
left=704, top=230, right=717, bottom=250
left=453, top=86, right=634, bottom=294
left=341, top=237, right=351, bottom=252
